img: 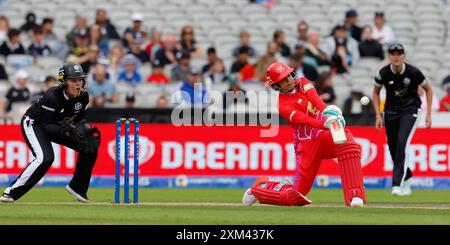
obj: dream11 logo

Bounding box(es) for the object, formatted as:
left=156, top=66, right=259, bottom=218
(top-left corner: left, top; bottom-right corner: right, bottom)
left=169, top=85, right=281, bottom=138
left=107, top=135, right=155, bottom=173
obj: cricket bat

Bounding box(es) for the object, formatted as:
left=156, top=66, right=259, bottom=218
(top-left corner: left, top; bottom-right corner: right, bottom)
left=329, top=120, right=347, bottom=144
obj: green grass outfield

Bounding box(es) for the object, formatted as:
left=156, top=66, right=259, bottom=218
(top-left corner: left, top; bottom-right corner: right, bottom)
left=1, top=188, right=450, bottom=224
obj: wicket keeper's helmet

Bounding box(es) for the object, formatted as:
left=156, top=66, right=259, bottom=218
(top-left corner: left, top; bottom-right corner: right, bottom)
left=57, top=62, right=87, bottom=90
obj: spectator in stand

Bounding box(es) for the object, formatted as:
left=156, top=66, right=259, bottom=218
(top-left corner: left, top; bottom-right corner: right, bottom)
left=344, top=9, right=362, bottom=42
left=314, top=72, right=336, bottom=104
left=250, top=0, right=277, bottom=14
left=176, top=67, right=207, bottom=105
left=95, top=9, right=120, bottom=40
left=128, top=37, right=149, bottom=64
left=171, top=51, right=191, bottom=83
left=87, top=63, right=118, bottom=107
left=89, top=24, right=109, bottom=57
left=123, top=12, right=147, bottom=49
left=66, top=15, right=89, bottom=49
left=223, top=79, right=248, bottom=110
left=321, top=24, right=359, bottom=64
left=147, top=59, right=169, bottom=85
left=439, top=77, right=450, bottom=112
left=154, top=33, right=181, bottom=67
left=41, top=18, right=57, bottom=41
left=289, top=53, right=318, bottom=82
left=331, top=43, right=351, bottom=74
left=109, top=44, right=124, bottom=76
left=0, top=28, right=25, bottom=56
left=304, top=32, right=329, bottom=68
left=202, top=47, right=221, bottom=74
left=118, top=54, right=142, bottom=86
left=20, top=12, right=39, bottom=36
left=343, top=84, right=374, bottom=116
left=179, top=25, right=203, bottom=58
left=273, top=29, right=291, bottom=58
left=145, top=27, right=164, bottom=62
left=297, top=20, right=309, bottom=45
left=156, top=95, right=169, bottom=109
left=254, top=41, right=278, bottom=82
left=232, top=30, right=257, bottom=58
left=0, top=70, right=31, bottom=119
left=372, top=12, right=396, bottom=45
left=0, top=63, right=8, bottom=80
left=67, top=29, right=98, bottom=73
left=28, top=27, right=52, bottom=57
left=0, top=15, right=10, bottom=44
left=359, top=26, right=384, bottom=60
left=125, top=91, right=136, bottom=109
left=203, top=59, right=227, bottom=90
left=230, top=46, right=256, bottom=83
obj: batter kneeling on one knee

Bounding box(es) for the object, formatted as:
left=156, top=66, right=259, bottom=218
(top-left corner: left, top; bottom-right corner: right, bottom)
left=242, top=62, right=366, bottom=208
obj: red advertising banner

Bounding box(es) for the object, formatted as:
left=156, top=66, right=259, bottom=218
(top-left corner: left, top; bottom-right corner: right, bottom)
left=1, top=124, right=449, bottom=177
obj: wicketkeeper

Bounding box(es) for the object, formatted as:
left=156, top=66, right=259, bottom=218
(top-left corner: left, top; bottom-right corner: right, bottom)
left=242, top=62, right=366, bottom=207
left=0, top=62, right=101, bottom=203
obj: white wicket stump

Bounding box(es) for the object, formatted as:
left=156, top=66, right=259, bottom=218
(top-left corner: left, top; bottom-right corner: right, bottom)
left=330, top=121, right=347, bottom=144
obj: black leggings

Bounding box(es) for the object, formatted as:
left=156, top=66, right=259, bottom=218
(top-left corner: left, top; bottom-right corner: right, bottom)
left=384, top=110, right=420, bottom=187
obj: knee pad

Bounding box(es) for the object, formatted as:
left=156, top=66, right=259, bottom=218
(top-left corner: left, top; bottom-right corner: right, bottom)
left=251, top=185, right=312, bottom=206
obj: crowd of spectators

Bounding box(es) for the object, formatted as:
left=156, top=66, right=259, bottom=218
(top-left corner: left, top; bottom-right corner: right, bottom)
left=1, top=3, right=450, bottom=123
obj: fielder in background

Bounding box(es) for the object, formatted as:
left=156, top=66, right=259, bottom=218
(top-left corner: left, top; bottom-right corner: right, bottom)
left=372, top=43, right=433, bottom=196
left=242, top=62, right=366, bottom=208
left=0, top=62, right=100, bottom=203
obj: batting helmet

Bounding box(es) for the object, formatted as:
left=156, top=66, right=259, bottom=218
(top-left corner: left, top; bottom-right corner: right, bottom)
left=266, top=62, right=294, bottom=85
left=57, top=62, right=86, bottom=90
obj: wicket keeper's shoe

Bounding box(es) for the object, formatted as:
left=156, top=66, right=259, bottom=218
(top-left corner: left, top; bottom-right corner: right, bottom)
left=391, top=186, right=404, bottom=196
left=0, top=193, right=14, bottom=203
left=350, top=197, right=364, bottom=208
left=242, top=188, right=257, bottom=206
left=65, top=185, right=90, bottom=203
left=401, top=179, right=412, bottom=196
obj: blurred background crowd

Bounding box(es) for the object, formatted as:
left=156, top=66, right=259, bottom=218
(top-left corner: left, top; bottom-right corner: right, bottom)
left=0, top=0, right=449, bottom=124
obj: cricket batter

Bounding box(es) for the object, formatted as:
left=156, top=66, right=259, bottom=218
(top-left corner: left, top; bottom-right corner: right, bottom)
left=0, top=63, right=100, bottom=203
left=242, top=62, right=366, bottom=207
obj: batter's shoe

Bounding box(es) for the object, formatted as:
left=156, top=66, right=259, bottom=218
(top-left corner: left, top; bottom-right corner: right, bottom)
left=66, top=185, right=90, bottom=203
left=242, top=188, right=257, bottom=206
left=0, top=193, right=14, bottom=203
left=350, top=197, right=364, bottom=208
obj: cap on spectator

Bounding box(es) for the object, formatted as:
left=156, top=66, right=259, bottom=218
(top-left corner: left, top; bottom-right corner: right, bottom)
left=442, top=75, right=450, bottom=88
left=346, top=9, right=358, bottom=18
left=375, top=11, right=384, bottom=17
left=125, top=91, right=135, bottom=102
left=26, top=12, right=36, bottom=23
left=131, top=12, right=143, bottom=22
left=335, top=24, right=346, bottom=31
left=121, top=54, right=140, bottom=66
left=189, top=67, right=200, bottom=75
left=97, top=56, right=110, bottom=66
left=295, top=42, right=305, bottom=49
left=388, top=43, right=405, bottom=54
left=152, top=59, right=163, bottom=68
left=15, top=69, right=29, bottom=80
